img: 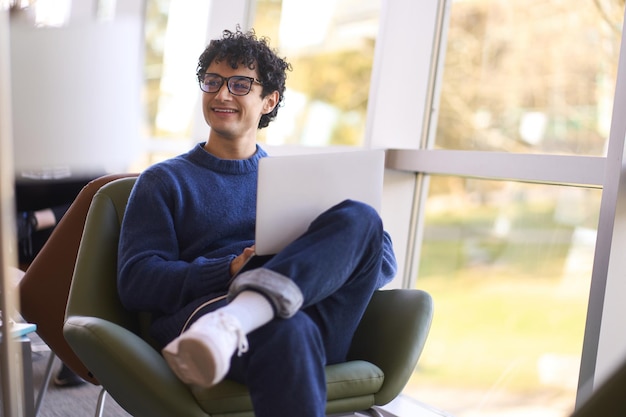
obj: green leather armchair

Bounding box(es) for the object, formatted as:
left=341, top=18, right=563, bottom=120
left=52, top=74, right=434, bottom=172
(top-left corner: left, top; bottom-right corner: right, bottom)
left=63, top=177, right=434, bottom=417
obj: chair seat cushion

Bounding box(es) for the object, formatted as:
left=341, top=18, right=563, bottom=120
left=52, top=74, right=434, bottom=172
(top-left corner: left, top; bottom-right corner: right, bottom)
left=326, top=360, right=384, bottom=400
left=191, top=360, right=384, bottom=415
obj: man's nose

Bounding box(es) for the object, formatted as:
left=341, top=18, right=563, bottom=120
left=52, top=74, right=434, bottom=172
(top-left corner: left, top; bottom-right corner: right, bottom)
left=214, top=82, right=232, bottom=100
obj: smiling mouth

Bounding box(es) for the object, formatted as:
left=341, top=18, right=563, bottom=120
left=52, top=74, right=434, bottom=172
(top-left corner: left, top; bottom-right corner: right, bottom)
left=213, top=108, right=237, bottom=113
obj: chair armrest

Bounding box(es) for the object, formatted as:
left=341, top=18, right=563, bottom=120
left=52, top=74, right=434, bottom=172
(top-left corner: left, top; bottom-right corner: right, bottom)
left=64, top=316, right=208, bottom=417
left=348, top=289, right=434, bottom=406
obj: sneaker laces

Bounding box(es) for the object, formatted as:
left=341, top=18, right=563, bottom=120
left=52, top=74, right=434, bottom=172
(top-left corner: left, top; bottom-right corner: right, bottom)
left=218, top=313, right=249, bottom=357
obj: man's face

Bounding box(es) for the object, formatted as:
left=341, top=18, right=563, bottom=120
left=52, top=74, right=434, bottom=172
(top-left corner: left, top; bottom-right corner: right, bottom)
left=201, top=60, right=277, bottom=142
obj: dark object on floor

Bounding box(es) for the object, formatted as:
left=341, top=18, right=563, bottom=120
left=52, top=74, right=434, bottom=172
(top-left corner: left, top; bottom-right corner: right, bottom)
left=53, top=364, right=86, bottom=387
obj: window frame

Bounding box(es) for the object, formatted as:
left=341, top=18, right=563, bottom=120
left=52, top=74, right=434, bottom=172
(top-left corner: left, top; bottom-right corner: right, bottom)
left=371, top=0, right=626, bottom=409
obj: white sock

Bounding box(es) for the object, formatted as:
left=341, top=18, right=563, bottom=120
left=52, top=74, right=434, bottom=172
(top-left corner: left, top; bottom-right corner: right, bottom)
left=218, top=291, right=274, bottom=334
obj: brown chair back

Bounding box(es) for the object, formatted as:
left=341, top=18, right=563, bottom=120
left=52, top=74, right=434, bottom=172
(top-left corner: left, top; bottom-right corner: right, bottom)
left=18, top=173, right=138, bottom=384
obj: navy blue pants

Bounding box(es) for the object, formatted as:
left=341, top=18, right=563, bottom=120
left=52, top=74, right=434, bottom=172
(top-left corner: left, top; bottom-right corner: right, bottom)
left=227, top=201, right=383, bottom=417
left=203, top=200, right=384, bottom=417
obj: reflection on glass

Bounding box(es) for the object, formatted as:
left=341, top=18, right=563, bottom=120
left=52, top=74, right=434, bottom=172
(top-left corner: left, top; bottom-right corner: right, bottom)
left=252, top=0, right=379, bottom=147
left=435, top=0, right=623, bottom=156
left=409, top=176, right=600, bottom=417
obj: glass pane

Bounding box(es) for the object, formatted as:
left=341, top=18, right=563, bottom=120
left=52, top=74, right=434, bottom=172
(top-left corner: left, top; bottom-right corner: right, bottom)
left=135, top=0, right=213, bottom=169
left=142, top=0, right=210, bottom=166
left=435, top=0, right=623, bottom=156
left=409, top=176, right=600, bottom=417
left=252, top=0, right=380, bottom=147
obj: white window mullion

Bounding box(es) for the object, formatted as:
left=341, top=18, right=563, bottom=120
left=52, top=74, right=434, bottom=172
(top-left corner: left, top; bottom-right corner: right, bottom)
left=578, top=5, right=626, bottom=408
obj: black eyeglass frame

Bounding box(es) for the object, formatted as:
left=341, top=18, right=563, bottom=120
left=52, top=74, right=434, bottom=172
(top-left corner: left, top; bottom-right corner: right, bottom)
left=198, top=73, right=263, bottom=96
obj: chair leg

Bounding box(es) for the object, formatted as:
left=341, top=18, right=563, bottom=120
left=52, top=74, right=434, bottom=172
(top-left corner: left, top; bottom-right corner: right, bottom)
left=329, top=409, right=386, bottom=417
left=94, top=387, right=107, bottom=417
left=367, top=408, right=385, bottom=417
left=34, top=351, right=56, bottom=416
left=357, top=408, right=385, bottom=417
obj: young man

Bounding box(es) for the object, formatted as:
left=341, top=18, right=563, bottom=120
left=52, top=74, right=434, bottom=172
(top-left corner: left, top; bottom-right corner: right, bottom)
left=117, top=28, right=397, bottom=417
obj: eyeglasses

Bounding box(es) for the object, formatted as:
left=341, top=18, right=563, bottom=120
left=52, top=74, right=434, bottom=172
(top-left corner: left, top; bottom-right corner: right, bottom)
left=198, top=73, right=263, bottom=96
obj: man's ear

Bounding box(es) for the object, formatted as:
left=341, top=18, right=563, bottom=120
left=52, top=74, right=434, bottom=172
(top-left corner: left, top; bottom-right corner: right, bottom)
left=263, top=91, right=280, bottom=114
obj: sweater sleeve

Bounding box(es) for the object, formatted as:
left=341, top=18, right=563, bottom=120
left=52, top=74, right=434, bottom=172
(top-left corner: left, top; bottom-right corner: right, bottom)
left=117, top=172, right=234, bottom=315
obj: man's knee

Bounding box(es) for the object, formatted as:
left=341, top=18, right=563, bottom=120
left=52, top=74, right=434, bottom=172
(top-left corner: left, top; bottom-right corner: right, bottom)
left=326, top=199, right=383, bottom=241
left=228, top=268, right=303, bottom=318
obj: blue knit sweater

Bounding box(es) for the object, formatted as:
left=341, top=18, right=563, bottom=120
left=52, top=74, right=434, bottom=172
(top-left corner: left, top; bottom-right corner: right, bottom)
left=117, top=143, right=397, bottom=346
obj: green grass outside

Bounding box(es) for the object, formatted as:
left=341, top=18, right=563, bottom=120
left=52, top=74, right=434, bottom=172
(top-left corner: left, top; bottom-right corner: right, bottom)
left=414, top=273, right=587, bottom=390
left=410, top=206, right=590, bottom=393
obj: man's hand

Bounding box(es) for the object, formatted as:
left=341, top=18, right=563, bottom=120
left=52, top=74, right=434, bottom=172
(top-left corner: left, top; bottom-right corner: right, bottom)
left=230, top=245, right=256, bottom=277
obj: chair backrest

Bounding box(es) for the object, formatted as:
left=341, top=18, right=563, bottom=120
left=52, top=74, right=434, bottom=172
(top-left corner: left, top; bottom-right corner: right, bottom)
left=65, top=177, right=141, bottom=334
left=348, top=288, right=433, bottom=405
left=19, top=173, right=137, bottom=385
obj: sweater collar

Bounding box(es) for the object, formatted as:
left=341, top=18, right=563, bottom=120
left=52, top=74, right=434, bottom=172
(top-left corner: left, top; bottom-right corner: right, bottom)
left=189, top=142, right=268, bottom=174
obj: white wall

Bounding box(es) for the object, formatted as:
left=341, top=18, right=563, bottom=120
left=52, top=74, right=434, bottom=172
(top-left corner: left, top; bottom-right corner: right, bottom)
left=10, top=17, right=143, bottom=177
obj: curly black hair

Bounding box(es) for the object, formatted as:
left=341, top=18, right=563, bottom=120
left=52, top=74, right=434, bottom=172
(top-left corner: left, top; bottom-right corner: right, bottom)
left=197, top=28, right=292, bottom=129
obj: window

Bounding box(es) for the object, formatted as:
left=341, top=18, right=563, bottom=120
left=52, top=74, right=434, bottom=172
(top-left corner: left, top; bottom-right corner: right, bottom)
left=252, top=0, right=380, bottom=147
left=413, top=177, right=599, bottom=416
left=434, top=0, right=622, bottom=156
left=401, top=1, right=624, bottom=416
left=141, top=0, right=380, bottom=167
left=136, top=2, right=625, bottom=414
left=141, top=0, right=210, bottom=167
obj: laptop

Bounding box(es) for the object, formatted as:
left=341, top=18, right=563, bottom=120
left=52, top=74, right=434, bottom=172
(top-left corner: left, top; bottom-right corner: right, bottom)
left=236, top=149, right=385, bottom=274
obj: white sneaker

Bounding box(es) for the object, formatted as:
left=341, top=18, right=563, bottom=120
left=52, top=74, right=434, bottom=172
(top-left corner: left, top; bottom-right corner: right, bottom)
left=162, top=311, right=249, bottom=387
